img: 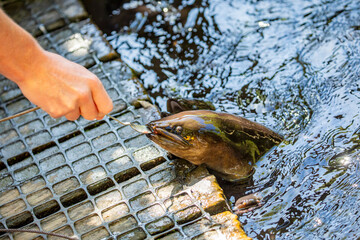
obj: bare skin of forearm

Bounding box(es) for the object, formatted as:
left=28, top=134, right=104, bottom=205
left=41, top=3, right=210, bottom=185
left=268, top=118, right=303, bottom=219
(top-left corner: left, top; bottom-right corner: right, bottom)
left=0, top=9, right=113, bottom=120
left=0, top=9, right=40, bottom=84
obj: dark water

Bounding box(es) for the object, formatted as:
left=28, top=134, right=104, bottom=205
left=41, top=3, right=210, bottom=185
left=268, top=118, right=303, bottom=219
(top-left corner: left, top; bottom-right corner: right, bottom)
left=83, top=0, right=360, bottom=239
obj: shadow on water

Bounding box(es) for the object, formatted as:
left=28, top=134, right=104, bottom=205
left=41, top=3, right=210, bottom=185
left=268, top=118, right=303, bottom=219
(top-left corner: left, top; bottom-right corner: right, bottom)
left=82, top=0, right=360, bottom=239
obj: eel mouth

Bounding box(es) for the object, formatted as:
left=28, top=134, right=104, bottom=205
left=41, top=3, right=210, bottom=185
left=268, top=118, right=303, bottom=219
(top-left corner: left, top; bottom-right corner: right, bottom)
left=146, top=124, right=191, bottom=148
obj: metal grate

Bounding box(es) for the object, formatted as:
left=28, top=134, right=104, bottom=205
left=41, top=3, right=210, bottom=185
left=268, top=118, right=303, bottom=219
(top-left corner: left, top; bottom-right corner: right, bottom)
left=0, top=1, right=247, bottom=239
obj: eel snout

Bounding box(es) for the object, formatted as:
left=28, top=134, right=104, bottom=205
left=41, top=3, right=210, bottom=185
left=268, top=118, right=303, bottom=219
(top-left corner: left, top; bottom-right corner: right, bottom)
left=146, top=122, right=190, bottom=147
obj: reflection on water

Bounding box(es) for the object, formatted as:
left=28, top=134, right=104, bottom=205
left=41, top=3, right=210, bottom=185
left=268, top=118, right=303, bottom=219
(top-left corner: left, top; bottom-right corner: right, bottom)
left=83, top=0, right=360, bottom=238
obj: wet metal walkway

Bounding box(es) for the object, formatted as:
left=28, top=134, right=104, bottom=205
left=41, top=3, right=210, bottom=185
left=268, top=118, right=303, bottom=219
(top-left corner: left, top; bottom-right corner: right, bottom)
left=0, top=1, right=250, bottom=239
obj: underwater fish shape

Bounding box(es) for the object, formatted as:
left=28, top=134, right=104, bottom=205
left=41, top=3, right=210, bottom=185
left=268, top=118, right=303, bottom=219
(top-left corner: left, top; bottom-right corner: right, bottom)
left=146, top=99, right=283, bottom=182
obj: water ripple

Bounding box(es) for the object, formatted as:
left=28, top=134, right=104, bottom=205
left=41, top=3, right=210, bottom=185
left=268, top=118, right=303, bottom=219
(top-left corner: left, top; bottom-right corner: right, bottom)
left=85, top=0, right=360, bottom=238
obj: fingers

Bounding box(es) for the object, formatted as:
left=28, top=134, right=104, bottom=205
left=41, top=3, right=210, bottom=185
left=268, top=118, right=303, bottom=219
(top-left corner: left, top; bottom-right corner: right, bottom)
left=75, top=79, right=112, bottom=120
left=65, top=108, right=80, bottom=121
left=58, top=81, right=112, bottom=121
left=91, top=80, right=113, bottom=119
left=47, top=72, right=112, bottom=121
left=79, top=90, right=99, bottom=120
left=48, top=90, right=101, bottom=121
left=78, top=76, right=113, bottom=120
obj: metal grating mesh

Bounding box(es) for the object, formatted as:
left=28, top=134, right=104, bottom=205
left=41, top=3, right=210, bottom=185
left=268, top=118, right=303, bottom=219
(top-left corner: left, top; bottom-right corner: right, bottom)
left=0, top=1, right=247, bottom=239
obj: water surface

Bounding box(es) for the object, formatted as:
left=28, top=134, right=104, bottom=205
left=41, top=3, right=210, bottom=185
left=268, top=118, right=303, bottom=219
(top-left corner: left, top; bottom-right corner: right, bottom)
left=83, top=0, right=360, bottom=239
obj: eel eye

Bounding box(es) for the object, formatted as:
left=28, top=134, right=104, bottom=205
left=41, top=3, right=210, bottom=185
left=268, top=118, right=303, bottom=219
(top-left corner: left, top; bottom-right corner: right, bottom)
left=174, top=126, right=183, bottom=134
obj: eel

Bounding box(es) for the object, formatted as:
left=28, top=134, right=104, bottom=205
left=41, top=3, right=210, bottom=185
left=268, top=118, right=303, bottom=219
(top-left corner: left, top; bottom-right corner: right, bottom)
left=146, top=108, right=283, bottom=182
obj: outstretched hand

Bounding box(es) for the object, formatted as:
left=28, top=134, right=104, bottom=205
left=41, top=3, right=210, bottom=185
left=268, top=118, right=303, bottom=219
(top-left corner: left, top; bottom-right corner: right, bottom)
left=0, top=8, right=113, bottom=121
left=18, top=51, right=113, bottom=121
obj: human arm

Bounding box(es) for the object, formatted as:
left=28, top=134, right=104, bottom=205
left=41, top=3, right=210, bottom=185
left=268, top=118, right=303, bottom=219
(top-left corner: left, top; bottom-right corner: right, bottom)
left=0, top=9, right=113, bottom=120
